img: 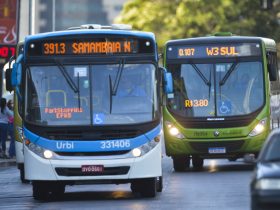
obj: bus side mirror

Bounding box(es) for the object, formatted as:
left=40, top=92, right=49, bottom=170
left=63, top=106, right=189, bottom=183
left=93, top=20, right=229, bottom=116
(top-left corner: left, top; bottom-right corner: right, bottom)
left=5, top=56, right=15, bottom=92
left=11, top=54, right=23, bottom=87
left=267, top=52, right=278, bottom=81
left=11, top=54, right=23, bottom=100
left=164, top=72, right=173, bottom=93
left=5, top=67, right=13, bottom=92
left=160, top=67, right=173, bottom=94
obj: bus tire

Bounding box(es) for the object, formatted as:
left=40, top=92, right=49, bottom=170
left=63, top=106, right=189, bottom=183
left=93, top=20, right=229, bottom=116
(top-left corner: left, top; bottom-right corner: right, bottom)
left=156, top=176, right=163, bottom=192
left=50, top=183, right=65, bottom=200
left=32, top=181, right=50, bottom=201
left=131, top=178, right=157, bottom=198
left=19, top=167, right=29, bottom=184
left=172, top=155, right=190, bottom=172
left=140, top=178, right=156, bottom=198
left=192, top=156, right=204, bottom=169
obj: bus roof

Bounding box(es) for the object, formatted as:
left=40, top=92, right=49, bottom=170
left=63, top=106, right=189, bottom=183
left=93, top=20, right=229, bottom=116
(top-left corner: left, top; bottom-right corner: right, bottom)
left=25, top=28, right=156, bottom=43
left=166, top=35, right=276, bottom=52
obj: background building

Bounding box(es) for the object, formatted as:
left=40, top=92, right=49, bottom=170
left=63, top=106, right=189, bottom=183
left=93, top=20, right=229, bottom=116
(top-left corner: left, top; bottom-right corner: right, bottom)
left=19, top=0, right=128, bottom=40
left=37, top=0, right=127, bottom=33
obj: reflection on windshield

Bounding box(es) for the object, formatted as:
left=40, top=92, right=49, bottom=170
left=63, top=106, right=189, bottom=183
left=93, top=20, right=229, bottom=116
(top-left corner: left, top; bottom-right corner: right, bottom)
left=25, top=64, right=157, bottom=126
left=168, top=61, right=264, bottom=117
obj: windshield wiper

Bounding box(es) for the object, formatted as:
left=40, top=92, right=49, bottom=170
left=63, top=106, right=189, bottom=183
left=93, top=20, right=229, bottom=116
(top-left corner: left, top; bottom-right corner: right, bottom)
left=55, top=60, right=81, bottom=108
left=108, top=75, right=113, bottom=113
left=55, top=60, right=79, bottom=93
left=108, top=59, right=125, bottom=113
left=112, top=59, right=125, bottom=95
left=219, top=63, right=238, bottom=86
left=77, top=72, right=81, bottom=108
left=191, top=64, right=211, bottom=86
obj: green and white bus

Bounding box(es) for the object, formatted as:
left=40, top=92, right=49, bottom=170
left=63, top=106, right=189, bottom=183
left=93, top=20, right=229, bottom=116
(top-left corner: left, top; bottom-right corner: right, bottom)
left=163, top=33, right=280, bottom=171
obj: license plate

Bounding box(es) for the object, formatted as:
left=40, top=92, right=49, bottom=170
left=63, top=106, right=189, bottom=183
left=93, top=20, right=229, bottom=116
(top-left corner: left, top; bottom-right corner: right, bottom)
left=208, top=147, right=226, bottom=154
left=81, top=165, right=104, bottom=173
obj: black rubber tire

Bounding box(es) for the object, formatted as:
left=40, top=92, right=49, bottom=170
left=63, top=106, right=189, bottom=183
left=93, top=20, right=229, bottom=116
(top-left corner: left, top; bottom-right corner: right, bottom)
left=33, top=181, right=50, bottom=201
left=156, top=176, right=163, bottom=192
left=50, top=184, right=65, bottom=200
left=172, top=155, right=190, bottom=172
left=131, top=178, right=157, bottom=198
left=19, top=167, right=29, bottom=183
left=192, top=156, right=204, bottom=169
left=33, top=181, right=65, bottom=201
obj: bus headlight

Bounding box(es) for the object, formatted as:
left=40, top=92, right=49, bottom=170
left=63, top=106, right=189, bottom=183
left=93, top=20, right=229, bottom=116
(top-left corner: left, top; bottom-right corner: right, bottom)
left=249, top=118, right=267, bottom=137
left=131, top=135, right=160, bottom=157
left=165, top=121, right=185, bottom=139
left=25, top=140, right=54, bottom=159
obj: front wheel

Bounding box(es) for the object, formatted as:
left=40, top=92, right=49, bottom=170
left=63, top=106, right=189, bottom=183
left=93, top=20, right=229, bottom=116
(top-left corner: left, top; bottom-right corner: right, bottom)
left=33, top=181, right=50, bottom=201
left=192, top=156, right=204, bottom=169
left=33, top=181, right=65, bottom=201
left=19, top=167, right=29, bottom=183
left=156, top=176, right=163, bottom=192
left=172, top=155, right=190, bottom=172
left=131, top=178, right=157, bottom=198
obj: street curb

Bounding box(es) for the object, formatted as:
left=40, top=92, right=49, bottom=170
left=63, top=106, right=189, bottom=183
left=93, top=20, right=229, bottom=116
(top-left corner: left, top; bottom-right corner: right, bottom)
left=0, top=159, right=17, bottom=167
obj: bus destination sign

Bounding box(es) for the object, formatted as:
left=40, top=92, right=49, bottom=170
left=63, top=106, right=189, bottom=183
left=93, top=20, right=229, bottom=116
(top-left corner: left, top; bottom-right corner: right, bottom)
left=27, top=39, right=140, bottom=57
left=167, top=43, right=261, bottom=59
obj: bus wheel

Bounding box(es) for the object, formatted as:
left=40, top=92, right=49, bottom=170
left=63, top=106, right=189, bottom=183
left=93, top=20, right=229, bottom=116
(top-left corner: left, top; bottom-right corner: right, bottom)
left=140, top=178, right=156, bottom=197
left=156, top=176, right=163, bottom=192
left=33, top=181, right=50, bottom=201
left=192, top=156, right=204, bottom=169
left=50, top=183, right=65, bottom=200
left=20, top=167, right=29, bottom=183
left=131, top=178, right=157, bottom=198
left=172, top=155, right=190, bottom=172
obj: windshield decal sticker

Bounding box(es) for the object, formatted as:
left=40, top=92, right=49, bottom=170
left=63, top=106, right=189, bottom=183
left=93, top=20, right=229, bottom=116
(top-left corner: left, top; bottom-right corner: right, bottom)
left=74, top=67, right=87, bottom=77
left=93, top=113, right=105, bottom=124
left=218, top=100, right=231, bottom=115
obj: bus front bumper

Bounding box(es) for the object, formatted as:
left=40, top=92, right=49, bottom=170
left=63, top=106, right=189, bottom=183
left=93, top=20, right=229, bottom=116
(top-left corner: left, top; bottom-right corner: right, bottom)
left=24, top=143, right=162, bottom=182
left=165, top=133, right=266, bottom=159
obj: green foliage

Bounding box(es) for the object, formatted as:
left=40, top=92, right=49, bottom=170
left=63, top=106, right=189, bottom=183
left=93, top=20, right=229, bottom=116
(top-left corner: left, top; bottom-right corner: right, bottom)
left=115, top=0, right=280, bottom=51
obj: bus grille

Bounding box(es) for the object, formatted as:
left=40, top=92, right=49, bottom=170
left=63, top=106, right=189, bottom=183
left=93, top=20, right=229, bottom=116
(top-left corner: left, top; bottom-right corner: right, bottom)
left=55, top=166, right=130, bottom=176
left=189, top=140, right=245, bottom=153
left=55, top=151, right=130, bottom=156
left=46, top=130, right=141, bottom=140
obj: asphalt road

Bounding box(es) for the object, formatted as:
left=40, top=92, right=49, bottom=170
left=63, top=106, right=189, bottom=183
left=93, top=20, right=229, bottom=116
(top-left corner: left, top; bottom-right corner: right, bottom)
left=0, top=157, right=255, bottom=210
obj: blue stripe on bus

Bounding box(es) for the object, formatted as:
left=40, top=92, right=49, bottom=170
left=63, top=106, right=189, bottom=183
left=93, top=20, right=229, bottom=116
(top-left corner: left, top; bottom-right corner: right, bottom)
left=24, top=125, right=161, bottom=152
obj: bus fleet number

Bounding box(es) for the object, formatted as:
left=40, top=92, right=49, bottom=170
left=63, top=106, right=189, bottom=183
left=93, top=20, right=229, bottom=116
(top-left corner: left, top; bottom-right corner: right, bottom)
left=100, top=140, right=131, bottom=149
left=178, top=48, right=195, bottom=57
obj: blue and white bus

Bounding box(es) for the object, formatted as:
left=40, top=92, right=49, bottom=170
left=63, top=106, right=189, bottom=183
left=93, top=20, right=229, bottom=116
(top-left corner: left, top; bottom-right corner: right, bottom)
left=9, top=24, right=172, bottom=200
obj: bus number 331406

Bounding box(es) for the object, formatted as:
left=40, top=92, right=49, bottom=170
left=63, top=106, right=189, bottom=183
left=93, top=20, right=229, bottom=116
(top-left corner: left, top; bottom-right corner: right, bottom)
left=100, top=140, right=131, bottom=149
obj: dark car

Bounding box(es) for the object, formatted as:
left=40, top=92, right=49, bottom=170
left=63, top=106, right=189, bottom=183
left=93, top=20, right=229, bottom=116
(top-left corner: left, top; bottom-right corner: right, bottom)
left=250, top=129, right=280, bottom=210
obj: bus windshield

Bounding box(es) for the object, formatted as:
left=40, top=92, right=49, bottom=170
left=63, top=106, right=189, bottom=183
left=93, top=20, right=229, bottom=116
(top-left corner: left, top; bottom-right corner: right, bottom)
left=25, top=63, right=157, bottom=126
left=167, top=61, right=264, bottom=117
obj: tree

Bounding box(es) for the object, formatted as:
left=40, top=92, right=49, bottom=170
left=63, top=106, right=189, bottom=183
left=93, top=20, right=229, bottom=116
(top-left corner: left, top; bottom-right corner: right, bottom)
left=115, top=0, right=280, bottom=51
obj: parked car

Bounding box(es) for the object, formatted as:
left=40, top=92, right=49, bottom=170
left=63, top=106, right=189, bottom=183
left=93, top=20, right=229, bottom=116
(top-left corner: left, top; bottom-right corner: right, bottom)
left=250, top=128, right=280, bottom=210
